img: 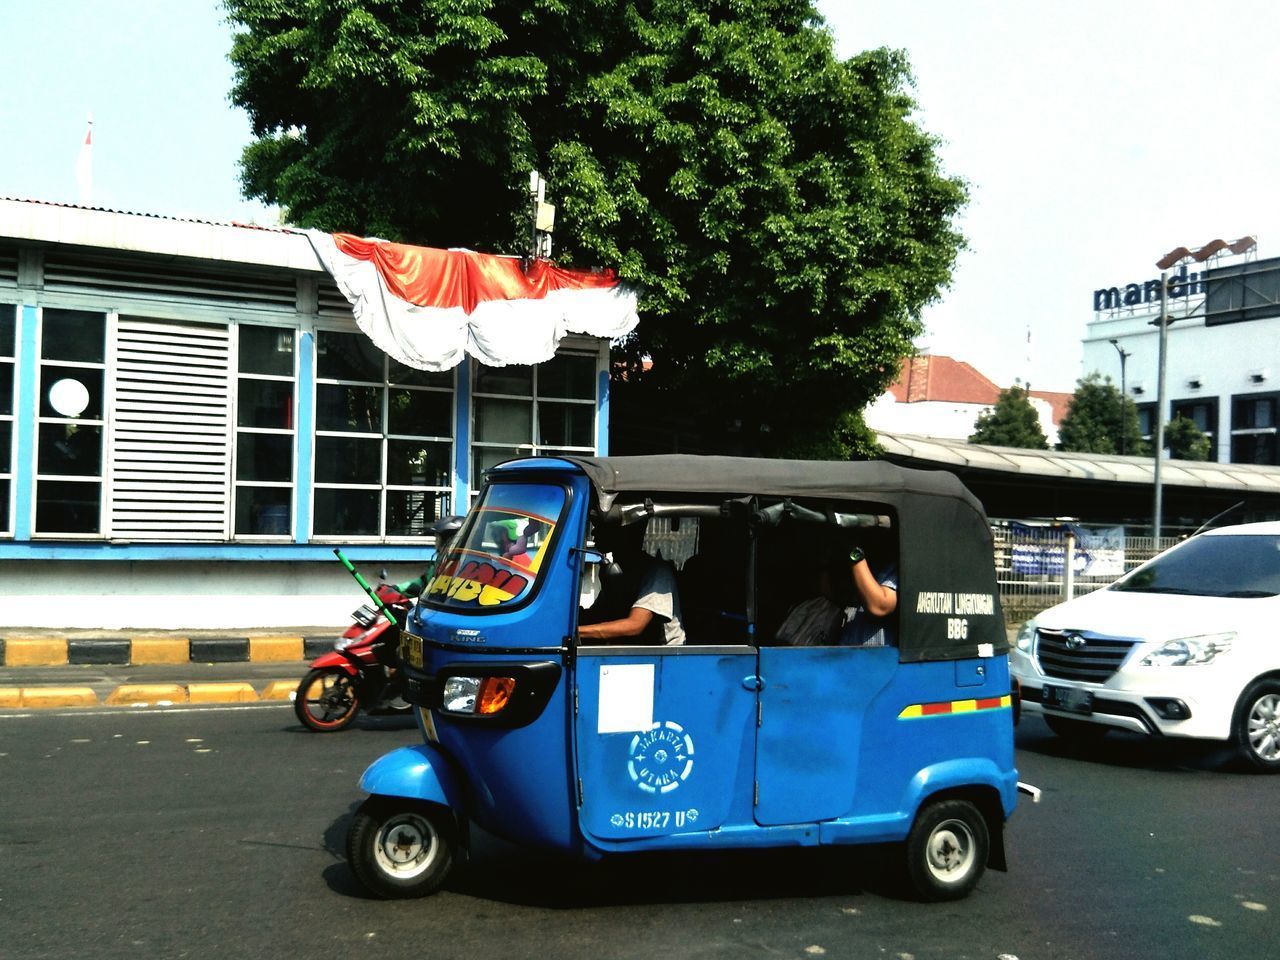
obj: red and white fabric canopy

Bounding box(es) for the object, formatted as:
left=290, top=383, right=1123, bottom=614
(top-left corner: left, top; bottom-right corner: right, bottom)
left=307, top=230, right=638, bottom=371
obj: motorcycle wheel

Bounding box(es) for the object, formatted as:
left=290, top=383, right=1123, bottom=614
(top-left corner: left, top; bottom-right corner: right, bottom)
left=294, top=667, right=360, bottom=732
left=347, top=797, right=457, bottom=899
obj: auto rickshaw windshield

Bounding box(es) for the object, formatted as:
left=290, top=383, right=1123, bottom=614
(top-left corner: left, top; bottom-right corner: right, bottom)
left=424, top=482, right=564, bottom=611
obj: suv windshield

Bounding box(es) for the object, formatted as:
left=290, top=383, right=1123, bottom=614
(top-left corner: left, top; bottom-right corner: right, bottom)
left=1111, top=533, right=1280, bottom=598
left=425, top=482, right=564, bottom=611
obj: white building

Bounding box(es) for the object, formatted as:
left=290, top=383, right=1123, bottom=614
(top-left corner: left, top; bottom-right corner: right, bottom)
left=1082, top=246, right=1279, bottom=465
left=0, top=198, right=622, bottom=629
left=864, top=354, right=1069, bottom=446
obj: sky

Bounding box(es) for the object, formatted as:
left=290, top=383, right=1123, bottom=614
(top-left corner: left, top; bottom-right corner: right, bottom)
left=3, top=1, right=1278, bottom=392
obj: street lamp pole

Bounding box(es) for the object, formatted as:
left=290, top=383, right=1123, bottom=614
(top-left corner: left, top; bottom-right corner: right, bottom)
left=1108, top=338, right=1131, bottom=455
left=1152, top=271, right=1169, bottom=541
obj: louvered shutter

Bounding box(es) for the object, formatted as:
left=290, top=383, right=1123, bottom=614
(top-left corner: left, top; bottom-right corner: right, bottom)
left=107, top=317, right=232, bottom=540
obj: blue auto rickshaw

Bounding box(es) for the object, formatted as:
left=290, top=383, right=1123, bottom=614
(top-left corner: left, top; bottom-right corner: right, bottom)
left=347, top=455, right=1028, bottom=901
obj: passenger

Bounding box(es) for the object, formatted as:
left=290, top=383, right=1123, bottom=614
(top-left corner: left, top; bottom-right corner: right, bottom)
left=774, top=566, right=845, bottom=646
left=841, top=540, right=899, bottom=647
left=578, top=522, right=686, bottom=645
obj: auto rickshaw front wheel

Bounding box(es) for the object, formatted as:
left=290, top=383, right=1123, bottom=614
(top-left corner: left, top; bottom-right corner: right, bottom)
left=347, top=798, right=457, bottom=899
left=903, top=799, right=989, bottom=901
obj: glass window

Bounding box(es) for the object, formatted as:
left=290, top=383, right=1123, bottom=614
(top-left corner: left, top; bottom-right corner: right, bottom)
left=470, top=352, right=599, bottom=493
left=1171, top=398, right=1218, bottom=461
left=40, top=309, right=105, bottom=363
left=425, top=482, right=565, bottom=611
left=317, top=384, right=382, bottom=432
left=35, top=309, right=105, bottom=536
left=238, top=324, right=296, bottom=377
left=234, top=325, right=296, bottom=537
left=1112, top=533, right=1280, bottom=598
left=538, top=402, right=594, bottom=448
left=313, top=329, right=454, bottom=539
left=315, top=436, right=382, bottom=484
left=538, top=354, right=596, bottom=400
left=475, top=364, right=532, bottom=397
left=317, top=330, right=384, bottom=382
left=237, top=379, right=293, bottom=429
left=236, top=433, right=294, bottom=483
left=388, top=388, right=451, bottom=437
left=313, top=487, right=380, bottom=536
left=235, top=487, right=291, bottom=536
left=475, top=398, right=532, bottom=444
left=1136, top=402, right=1155, bottom=439
left=1230, top=393, right=1279, bottom=466
left=387, top=439, right=451, bottom=487
left=35, top=479, right=101, bottom=534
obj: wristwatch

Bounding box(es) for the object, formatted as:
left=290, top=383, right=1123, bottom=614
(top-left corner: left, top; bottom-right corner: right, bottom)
left=848, top=546, right=865, bottom=565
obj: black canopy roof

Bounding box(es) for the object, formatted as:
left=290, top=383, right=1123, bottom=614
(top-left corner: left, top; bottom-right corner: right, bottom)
left=555, top=456, right=1007, bottom=663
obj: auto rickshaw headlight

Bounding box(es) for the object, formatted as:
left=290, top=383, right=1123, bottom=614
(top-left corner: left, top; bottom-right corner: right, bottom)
left=442, top=676, right=480, bottom=712
left=441, top=675, right=517, bottom=715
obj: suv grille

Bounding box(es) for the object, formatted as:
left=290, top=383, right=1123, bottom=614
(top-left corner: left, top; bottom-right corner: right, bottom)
left=1035, top=628, right=1138, bottom=683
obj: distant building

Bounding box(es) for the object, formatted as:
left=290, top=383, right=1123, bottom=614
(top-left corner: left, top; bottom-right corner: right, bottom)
left=865, top=354, right=1070, bottom=445
left=1082, top=244, right=1280, bottom=465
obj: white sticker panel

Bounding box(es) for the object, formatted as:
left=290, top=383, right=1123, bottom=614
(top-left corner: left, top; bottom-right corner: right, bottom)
left=597, top=663, right=654, bottom=734
left=977, top=643, right=995, bottom=658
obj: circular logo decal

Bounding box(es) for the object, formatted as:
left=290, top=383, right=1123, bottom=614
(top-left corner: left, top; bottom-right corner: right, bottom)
left=628, top=721, right=695, bottom=794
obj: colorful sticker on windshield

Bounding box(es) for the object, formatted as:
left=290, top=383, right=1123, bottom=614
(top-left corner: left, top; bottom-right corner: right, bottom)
left=427, top=486, right=563, bottom=609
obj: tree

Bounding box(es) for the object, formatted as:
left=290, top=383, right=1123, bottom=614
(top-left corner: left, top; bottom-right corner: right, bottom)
left=1164, top=415, right=1212, bottom=461
left=226, top=0, right=967, bottom=458
left=1057, top=372, right=1147, bottom=456
left=969, top=385, right=1048, bottom=449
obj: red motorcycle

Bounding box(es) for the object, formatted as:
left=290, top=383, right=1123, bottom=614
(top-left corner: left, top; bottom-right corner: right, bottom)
left=293, top=556, right=415, bottom=733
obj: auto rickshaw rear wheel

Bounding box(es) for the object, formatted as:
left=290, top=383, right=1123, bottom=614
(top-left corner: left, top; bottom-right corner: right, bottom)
left=904, top=799, right=989, bottom=901
left=347, top=797, right=457, bottom=899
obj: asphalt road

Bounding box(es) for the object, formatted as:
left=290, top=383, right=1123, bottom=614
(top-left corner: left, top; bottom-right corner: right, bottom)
left=1, top=705, right=1276, bottom=960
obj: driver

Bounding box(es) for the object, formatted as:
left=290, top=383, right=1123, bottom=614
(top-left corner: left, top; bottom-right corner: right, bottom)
left=841, top=537, right=899, bottom=647
left=577, top=522, right=686, bottom=645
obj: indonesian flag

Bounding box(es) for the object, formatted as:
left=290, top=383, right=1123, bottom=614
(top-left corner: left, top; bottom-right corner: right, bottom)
left=306, top=230, right=639, bottom=371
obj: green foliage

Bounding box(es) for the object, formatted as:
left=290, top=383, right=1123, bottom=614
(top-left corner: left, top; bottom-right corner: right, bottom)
left=1057, top=372, right=1148, bottom=456
left=969, top=385, right=1048, bottom=450
left=1164, top=414, right=1212, bottom=461
left=226, top=0, right=967, bottom=458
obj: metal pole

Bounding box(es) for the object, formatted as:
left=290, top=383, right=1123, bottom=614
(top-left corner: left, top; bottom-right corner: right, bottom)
left=1110, top=339, right=1128, bottom=455
left=1152, top=271, right=1169, bottom=541
left=1119, top=351, right=1128, bottom=455
left=1063, top=527, right=1076, bottom=601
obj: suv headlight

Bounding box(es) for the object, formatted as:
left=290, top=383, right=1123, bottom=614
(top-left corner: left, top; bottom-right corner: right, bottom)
left=1140, top=632, right=1235, bottom=667
left=1015, top=619, right=1037, bottom=653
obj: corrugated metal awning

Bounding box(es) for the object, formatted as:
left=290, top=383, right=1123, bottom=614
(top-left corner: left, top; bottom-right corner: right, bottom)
left=876, top=432, right=1280, bottom=494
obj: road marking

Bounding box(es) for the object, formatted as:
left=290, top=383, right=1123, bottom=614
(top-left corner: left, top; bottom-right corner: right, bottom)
left=0, top=702, right=291, bottom=720
left=1242, top=902, right=1267, bottom=912
left=1188, top=915, right=1222, bottom=927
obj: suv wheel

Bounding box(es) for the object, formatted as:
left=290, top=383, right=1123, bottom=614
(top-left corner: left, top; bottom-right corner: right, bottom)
left=1234, top=680, right=1280, bottom=773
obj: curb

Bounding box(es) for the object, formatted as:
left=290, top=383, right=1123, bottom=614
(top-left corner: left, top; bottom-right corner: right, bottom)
left=0, top=635, right=336, bottom=667
left=0, top=679, right=299, bottom=710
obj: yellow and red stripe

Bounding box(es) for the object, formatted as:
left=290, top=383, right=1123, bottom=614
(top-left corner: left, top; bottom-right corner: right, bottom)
left=898, top=694, right=1012, bottom=720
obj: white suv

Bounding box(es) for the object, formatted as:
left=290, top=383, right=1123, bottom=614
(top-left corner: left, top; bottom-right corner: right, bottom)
left=1010, top=521, right=1280, bottom=771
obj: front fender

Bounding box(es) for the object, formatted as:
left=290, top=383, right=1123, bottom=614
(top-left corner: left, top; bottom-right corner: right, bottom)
left=358, top=743, right=465, bottom=812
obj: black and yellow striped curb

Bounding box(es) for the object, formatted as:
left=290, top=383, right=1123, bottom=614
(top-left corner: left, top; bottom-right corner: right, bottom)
left=0, top=635, right=337, bottom=667
left=0, top=679, right=301, bottom=710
